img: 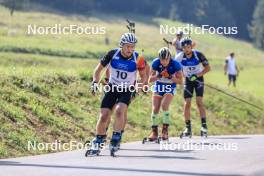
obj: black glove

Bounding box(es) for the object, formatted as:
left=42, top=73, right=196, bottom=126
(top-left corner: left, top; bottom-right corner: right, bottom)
left=91, top=81, right=99, bottom=95
left=189, top=74, right=198, bottom=81
left=131, top=91, right=137, bottom=100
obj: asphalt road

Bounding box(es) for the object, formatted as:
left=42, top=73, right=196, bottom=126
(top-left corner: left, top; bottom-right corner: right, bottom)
left=1, top=135, right=264, bottom=176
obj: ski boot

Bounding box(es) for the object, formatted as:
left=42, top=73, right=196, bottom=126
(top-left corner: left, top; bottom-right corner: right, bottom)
left=117, top=130, right=124, bottom=150
left=85, top=136, right=106, bottom=157
left=110, top=132, right=121, bottom=157
left=161, top=124, right=169, bottom=142
left=180, top=127, right=192, bottom=139
left=200, top=126, right=208, bottom=138
left=142, top=126, right=160, bottom=144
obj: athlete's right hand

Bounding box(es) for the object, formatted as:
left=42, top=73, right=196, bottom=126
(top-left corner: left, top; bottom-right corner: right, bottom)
left=131, top=91, right=137, bottom=100
left=91, top=81, right=99, bottom=95
left=160, top=69, right=170, bottom=78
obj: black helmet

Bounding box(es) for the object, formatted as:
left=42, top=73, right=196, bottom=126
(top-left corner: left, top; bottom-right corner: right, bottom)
left=158, top=47, right=171, bottom=60
left=181, top=37, right=192, bottom=47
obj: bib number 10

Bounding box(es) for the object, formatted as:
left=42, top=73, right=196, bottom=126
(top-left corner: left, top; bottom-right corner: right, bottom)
left=116, top=70, right=127, bottom=79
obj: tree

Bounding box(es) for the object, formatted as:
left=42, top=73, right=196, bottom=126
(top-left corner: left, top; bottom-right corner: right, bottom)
left=0, top=0, right=28, bottom=16
left=250, top=0, right=264, bottom=49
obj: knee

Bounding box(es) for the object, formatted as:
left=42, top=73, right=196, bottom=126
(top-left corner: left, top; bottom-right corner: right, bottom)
left=152, top=106, right=160, bottom=114
left=161, top=104, right=168, bottom=111
left=184, top=101, right=191, bottom=109
left=196, top=101, right=204, bottom=109
left=115, top=108, right=125, bottom=119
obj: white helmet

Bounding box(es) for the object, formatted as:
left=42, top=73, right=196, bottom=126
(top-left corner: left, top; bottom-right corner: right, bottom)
left=119, top=33, right=137, bottom=47
left=158, top=47, right=171, bottom=59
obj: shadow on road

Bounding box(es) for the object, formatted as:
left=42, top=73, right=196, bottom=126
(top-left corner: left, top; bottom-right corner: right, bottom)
left=0, top=162, right=242, bottom=176
left=116, top=154, right=201, bottom=160
left=211, top=137, right=251, bottom=140
left=120, top=148, right=194, bottom=153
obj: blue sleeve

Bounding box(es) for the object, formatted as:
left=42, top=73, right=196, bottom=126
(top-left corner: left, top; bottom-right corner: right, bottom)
left=151, top=58, right=160, bottom=71
left=174, top=60, right=182, bottom=72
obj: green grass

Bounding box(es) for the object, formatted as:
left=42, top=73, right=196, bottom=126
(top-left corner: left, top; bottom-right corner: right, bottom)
left=0, top=5, right=263, bottom=158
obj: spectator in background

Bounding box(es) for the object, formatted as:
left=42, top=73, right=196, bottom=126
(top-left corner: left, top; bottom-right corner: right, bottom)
left=172, top=31, right=184, bottom=55
left=224, top=53, right=239, bottom=87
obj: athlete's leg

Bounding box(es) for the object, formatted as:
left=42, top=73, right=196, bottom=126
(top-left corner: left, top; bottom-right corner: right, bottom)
left=196, top=96, right=208, bottom=136
left=161, top=93, right=174, bottom=140
left=183, top=79, right=194, bottom=133
left=152, top=94, right=162, bottom=125
left=184, top=98, right=192, bottom=121
left=148, top=94, right=162, bottom=140
left=105, top=110, right=112, bottom=132
left=113, top=103, right=127, bottom=132
left=121, top=108, right=128, bottom=131
left=195, top=78, right=207, bottom=129
left=161, top=93, right=174, bottom=123
left=196, top=96, right=206, bottom=119
left=97, top=91, right=116, bottom=135
left=96, top=108, right=112, bottom=135
left=110, top=102, right=128, bottom=151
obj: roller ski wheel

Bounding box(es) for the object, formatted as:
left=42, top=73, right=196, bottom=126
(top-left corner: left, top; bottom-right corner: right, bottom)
left=200, top=127, right=208, bottom=138
left=142, top=137, right=160, bottom=144
left=180, top=128, right=192, bottom=139
left=85, top=137, right=105, bottom=157
left=85, top=149, right=100, bottom=157
left=159, top=136, right=169, bottom=143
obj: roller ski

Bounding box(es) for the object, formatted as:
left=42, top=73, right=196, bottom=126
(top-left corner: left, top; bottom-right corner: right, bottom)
left=200, top=126, right=208, bottom=138
left=85, top=136, right=106, bottom=157
left=180, top=128, right=192, bottom=139
left=142, top=126, right=160, bottom=144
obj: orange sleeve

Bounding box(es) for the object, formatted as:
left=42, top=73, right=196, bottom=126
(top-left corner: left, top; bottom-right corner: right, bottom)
left=136, top=55, right=146, bottom=70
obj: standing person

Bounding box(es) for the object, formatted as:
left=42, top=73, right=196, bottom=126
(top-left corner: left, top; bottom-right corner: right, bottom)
left=147, top=47, right=183, bottom=142
left=175, top=37, right=211, bottom=138
left=224, top=53, right=239, bottom=87
left=172, top=31, right=184, bottom=54
left=87, top=33, right=147, bottom=156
